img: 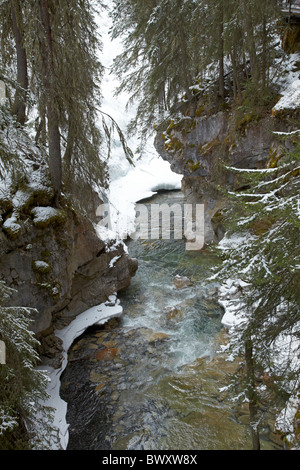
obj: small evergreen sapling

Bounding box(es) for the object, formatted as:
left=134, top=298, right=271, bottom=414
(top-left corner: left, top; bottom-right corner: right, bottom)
left=0, top=281, right=54, bottom=450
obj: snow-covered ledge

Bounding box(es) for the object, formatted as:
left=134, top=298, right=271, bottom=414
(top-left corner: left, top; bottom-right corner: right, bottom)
left=218, top=278, right=249, bottom=330
left=37, top=295, right=123, bottom=450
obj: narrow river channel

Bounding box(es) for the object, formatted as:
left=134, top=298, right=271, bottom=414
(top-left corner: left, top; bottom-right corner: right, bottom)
left=60, top=191, right=282, bottom=450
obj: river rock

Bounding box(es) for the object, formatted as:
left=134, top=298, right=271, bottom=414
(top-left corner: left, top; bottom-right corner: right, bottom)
left=207, top=287, right=218, bottom=298
left=148, top=332, right=169, bottom=343
left=96, top=347, right=119, bottom=361
left=173, top=275, right=193, bottom=289
left=161, top=305, right=184, bottom=328
left=90, top=370, right=108, bottom=384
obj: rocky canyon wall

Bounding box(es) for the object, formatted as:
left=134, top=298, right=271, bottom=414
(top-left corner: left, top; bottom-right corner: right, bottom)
left=154, top=100, right=300, bottom=244
left=0, top=173, right=137, bottom=365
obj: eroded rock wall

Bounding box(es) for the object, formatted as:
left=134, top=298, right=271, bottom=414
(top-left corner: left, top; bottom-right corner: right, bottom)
left=0, top=182, right=137, bottom=364
left=154, top=105, right=299, bottom=244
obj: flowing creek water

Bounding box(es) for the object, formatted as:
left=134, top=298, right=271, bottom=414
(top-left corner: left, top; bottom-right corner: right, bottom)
left=60, top=191, right=283, bottom=450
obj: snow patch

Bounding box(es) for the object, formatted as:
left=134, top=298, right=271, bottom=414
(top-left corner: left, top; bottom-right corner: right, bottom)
left=37, top=298, right=123, bottom=450
left=2, top=212, right=21, bottom=237
left=109, top=255, right=121, bottom=268
left=31, top=206, right=61, bottom=223
left=218, top=278, right=248, bottom=329
left=95, top=5, right=182, bottom=243
left=272, top=53, right=300, bottom=114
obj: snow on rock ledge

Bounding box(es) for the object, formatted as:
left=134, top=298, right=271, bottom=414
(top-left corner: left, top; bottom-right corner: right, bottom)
left=37, top=297, right=123, bottom=450
left=218, top=279, right=249, bottom=329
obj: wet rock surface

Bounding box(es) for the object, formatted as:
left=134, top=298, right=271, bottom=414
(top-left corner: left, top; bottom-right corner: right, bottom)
left=154, top=105, right=300, bottom=245
left=0, top=182, right=137, bottom=368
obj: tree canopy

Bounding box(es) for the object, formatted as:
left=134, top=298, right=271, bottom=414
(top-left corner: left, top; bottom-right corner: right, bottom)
left=0, top=0, right=109, bottom=210
left=110, top=0, right=283, bottom=145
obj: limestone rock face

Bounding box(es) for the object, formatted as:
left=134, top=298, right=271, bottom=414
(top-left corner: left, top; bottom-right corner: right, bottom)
left=155, top=106, right=299, bottom=244
left=0, top=203, right=138, bottom=338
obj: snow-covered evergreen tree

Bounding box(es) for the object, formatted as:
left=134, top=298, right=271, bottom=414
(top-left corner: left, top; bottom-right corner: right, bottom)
left=110, top=0, right=283, bottom=147
left=0, top=0, right=111, bottom=211
left=0, top=282, right=54, bottom=450
left=213, top=131, right=300, bottom=448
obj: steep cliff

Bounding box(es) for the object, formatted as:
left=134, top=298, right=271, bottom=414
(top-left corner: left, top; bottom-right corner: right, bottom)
left=154, top=23, right=300, bottom=245
left=154, top=91, right=300, bottom=244
left=0, top=163, right=137, bottom=366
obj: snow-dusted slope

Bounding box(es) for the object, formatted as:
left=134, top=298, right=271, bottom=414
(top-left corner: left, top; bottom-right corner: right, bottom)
left=95, top=7, right=182, bottom=241
left=272, top=52, right=300, bottom=115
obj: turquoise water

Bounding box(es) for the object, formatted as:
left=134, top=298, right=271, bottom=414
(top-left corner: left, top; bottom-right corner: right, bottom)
left=61, top=191, right=282, bottom=450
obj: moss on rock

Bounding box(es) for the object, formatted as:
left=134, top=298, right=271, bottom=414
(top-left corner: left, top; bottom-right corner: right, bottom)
left=2, top=213, right=22, bottom=240
left=31, top=206, right=67, bottom=229
left=185, top=159, right=200, bottom=172
left=32, top=260, right=51, bottom=274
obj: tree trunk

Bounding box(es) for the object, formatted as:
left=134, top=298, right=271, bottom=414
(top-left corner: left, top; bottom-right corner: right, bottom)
left=245, top=339, right=261, bottom=450
left=230, top=41, right=242, bottom=103
left=64, top=121, right=75, bottom=169
left=218, top=1, right=225, bottom=100
left=155, top=47, right=166, bottom=113
left=242, top=2, right=258, bottom=84
left=63, top=119, right=76, bottom=192
left=39, top=0, right=62, bottom=202
left=10, top=0, right=28, bottom=126
left=261, top=11, right=268, bottom=91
